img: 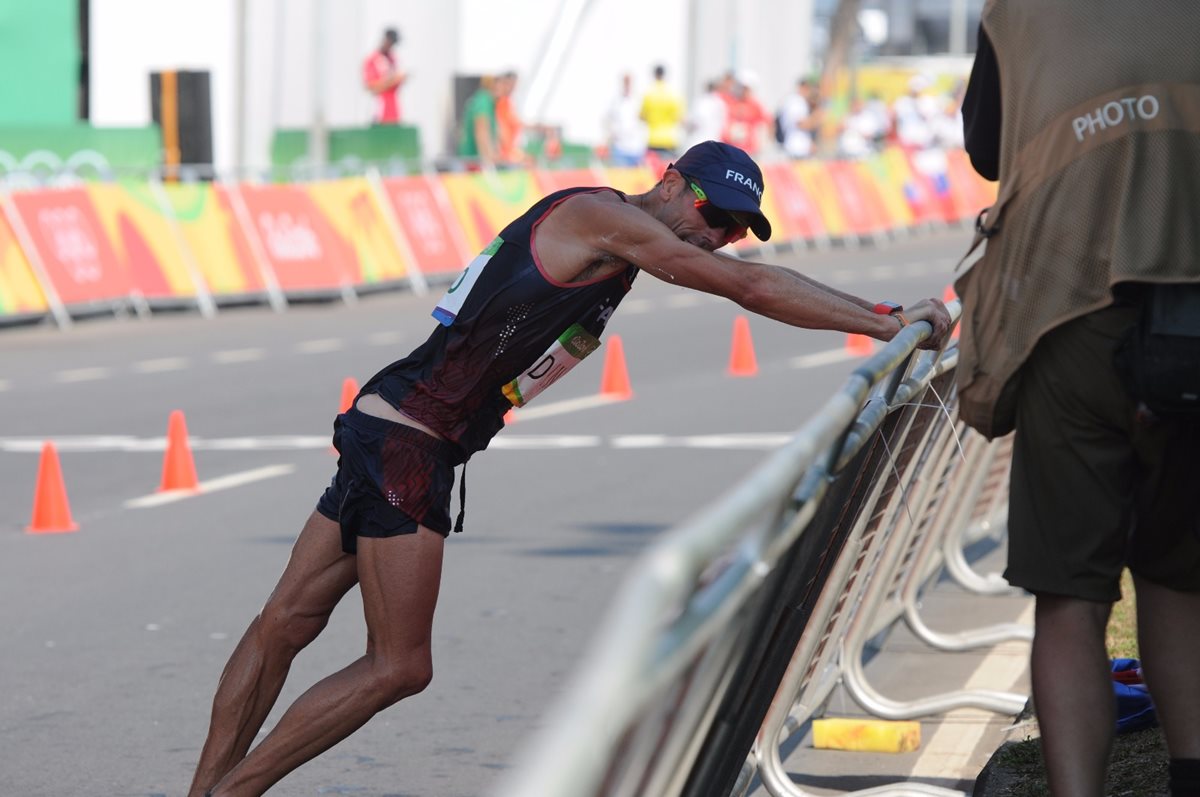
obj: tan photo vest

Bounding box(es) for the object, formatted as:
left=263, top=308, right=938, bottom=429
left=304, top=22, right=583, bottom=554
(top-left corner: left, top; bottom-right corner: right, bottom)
left=955, top=0, right=1200, bottom=438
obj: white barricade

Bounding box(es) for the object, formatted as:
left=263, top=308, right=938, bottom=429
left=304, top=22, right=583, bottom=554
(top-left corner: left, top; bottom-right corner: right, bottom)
left=492, top=301, right=1031, bottom=797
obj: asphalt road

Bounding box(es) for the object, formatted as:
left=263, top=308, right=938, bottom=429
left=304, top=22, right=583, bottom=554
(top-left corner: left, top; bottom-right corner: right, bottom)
left=0, top=229, right=974, bottom=797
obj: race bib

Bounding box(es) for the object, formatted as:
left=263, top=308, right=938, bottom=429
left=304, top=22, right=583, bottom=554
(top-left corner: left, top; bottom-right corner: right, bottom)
left=433, top=237, right=503, bottom=326
left=502, top=323, right=602, bottom=407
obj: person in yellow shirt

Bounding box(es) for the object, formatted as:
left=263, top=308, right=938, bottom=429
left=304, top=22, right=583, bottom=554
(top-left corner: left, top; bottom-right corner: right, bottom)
left=640, top=64, right=685, bottom=157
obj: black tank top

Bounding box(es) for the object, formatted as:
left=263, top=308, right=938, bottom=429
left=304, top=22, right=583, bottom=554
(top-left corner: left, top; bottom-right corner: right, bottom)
left=359, top=186, right=638, bottom=457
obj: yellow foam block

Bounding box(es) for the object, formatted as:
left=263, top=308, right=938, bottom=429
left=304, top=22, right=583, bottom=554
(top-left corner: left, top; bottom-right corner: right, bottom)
left=811, top=718, right=921, bottom=753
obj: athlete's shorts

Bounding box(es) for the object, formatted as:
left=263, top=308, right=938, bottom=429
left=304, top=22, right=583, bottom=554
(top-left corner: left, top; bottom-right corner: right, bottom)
left=316, top=407, right=466, bottom=555
left=1005, top=305, right=1200, bottom=602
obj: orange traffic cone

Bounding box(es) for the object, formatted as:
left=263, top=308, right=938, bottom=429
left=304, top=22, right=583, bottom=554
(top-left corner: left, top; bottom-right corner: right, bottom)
left=599, top=335, right=633, bottom=400
left=728, top=315, right=759, bottom=377
left=27, top=442, right=78, bottom=534
left=503, top=408, right=517, bottom=425
left=943, top=284, right=957, bottom=304
left=338, top=377, right=359, bottom=414
left=846, top=334, right=875, bottom=356
left=159, top=410, right=200, bottom=492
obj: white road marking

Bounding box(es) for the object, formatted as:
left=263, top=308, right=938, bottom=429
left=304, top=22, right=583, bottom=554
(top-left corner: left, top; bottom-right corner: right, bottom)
left=55, top=367, right=112, bottom=383
left=789, top=348, right=866, bottom=369
left=124, top=464, right=296, bottom=508
left=198, top=435, right=330, bottom=451
left=211, top=348, right=266, bottom=364
left=490, top=435, right=603, bottom=450
left=507, top=393, right=625, bottom=421
left=612, top=434, right=789, bottom=449
left=366, top=330, right=405, bottom=346
left=679, top=433, right=792, bottom=448
left=620, top=298, right=655, bottom=314
left=0, top=436, right=329, bottom=453
left=665, top=294, right=705, bottom=309
left=133, top=357, right=189, bottom=373
left=612, top=435, right=670, bottom=449
left=1, top=433, right=792, bottom=454
left=867, top=265, right=897, bottom=279
left=909, top=603, right=1033, bottom=780
left=296, top=338, right=345, bottom=354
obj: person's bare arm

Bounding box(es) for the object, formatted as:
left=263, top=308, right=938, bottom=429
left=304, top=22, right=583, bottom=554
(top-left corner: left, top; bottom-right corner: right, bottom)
left=549, top=193, right=950, bottom=347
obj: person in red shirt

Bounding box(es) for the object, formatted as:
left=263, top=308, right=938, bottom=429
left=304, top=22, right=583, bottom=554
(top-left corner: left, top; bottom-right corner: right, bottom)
left=362, top=28, right=406, bottom=125
left=721, top=70, right=770, bottom=155
left=494, top=71, right=525, bottom=164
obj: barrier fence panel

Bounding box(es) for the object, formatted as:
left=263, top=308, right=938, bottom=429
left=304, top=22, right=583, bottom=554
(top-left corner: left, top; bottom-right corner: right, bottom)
left=0, top=148, right=993, bottom=327
left=378, top=172, right=474, bottom=279
left=493, top=301, right=1029, bottom=797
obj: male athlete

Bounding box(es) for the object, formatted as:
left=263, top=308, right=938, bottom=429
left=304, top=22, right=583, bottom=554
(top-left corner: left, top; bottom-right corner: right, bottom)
left=190, top=140, right=951, bottom=796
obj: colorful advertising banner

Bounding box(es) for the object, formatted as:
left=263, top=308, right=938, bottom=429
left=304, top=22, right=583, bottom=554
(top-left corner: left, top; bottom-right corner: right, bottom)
left=438, top=170, right=542, bottom=254
left=380, top=175, right=472, bottom=276
left=533, top=167, right=606, bottom=195
left=0, top=149, right=992, bottom=320
left=85, top=182, right=202, bottom=300
left=859, top=155, right=916, bottom=230
left=793, top=161, right=851, bottom=239
left=600, top=167, right=657, bottom=197
left=825, top=160, right=890, bottom=236
left=878, top=147, right=943, bottom=227
left=945, top=148, right=997, bottom=217
left=305, top=177, right=409, bottom=285
left=235, top=184, right=357, bottom=294
left=0, top=209, right=48, bottom=315
left=161, top=184, right=265, bottom=297
left=9, top=187, right=134, bottom=305
left=906, top=148, right=961, bottom=224
left=761, top=163, right=828, bottom=242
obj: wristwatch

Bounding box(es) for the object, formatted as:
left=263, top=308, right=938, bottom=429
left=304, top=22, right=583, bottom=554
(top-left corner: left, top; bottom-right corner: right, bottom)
left=873, top=301, right=909, bottom=328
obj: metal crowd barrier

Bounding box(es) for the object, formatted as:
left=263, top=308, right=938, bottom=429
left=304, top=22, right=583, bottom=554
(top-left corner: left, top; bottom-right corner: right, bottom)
left=491, top=301, right=1031, bottom=797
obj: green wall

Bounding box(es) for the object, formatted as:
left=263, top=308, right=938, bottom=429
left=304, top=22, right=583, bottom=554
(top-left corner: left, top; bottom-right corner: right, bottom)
left=0, top=0, right=79, bottom=124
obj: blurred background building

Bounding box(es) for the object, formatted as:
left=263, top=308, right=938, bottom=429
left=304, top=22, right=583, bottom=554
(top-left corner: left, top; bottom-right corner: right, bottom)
left=0, top=0, right=983, bottom=179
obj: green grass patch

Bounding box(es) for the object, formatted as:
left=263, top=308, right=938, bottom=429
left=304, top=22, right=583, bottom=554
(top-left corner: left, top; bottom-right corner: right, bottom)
left=1106, top=569, right=1138, bottom=659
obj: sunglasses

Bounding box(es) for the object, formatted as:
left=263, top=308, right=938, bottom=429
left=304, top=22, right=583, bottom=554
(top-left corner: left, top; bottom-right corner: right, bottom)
left=683, top=175, right=750, bottom=245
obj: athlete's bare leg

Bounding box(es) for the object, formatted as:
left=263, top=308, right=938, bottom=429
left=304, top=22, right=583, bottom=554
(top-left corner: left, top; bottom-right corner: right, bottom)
left=188, top=511, right=359, bottom=797
left=205, top=526, right=445, bottom=797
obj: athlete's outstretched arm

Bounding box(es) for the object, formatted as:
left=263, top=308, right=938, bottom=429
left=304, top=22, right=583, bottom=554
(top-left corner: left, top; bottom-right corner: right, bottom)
left=559, top=194, right=951, bottom=348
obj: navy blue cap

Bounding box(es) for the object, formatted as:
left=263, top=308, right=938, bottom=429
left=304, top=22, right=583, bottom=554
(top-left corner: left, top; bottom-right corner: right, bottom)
left=670, top=140, right=771, bottom=241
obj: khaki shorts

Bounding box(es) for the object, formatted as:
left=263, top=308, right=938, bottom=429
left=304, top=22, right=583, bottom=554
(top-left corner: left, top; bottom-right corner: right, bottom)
left=1005, top=305, right=1200, bottom=602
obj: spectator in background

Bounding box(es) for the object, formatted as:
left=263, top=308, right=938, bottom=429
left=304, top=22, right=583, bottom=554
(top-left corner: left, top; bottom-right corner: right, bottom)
left=604, top=73, right=648, bottom=166
left=362, top=28, right=407, bottom=124
left=722, top=70, right=770, bottom=156
left=716, top=70, right=738, bottom=105
left=640, top=64, right=685, bottom=157
left=931, top=94, right=965, bottom=151
left=837, top=96, right=885, bottom=159
left=495, top=71, right=525, bottom=164
left=931, top=82, right=965, bottom=151
left=458, top=76, right=501, bottom=168
left=863, top=91, right=893, bottom=148
left=777, top=78, right=821, bottom=159
left=684, top=79, right=728, bottom=151
left=892, top=74, right=935, bottom=150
